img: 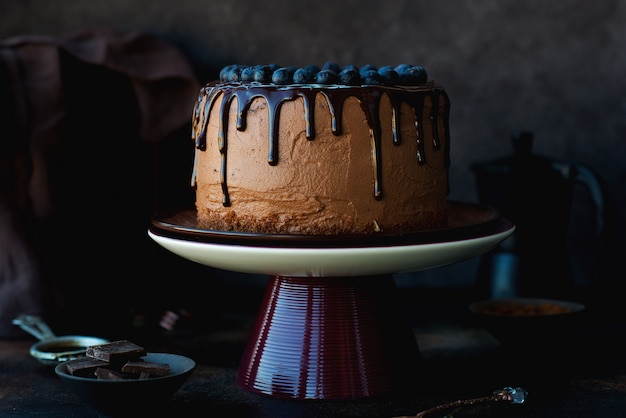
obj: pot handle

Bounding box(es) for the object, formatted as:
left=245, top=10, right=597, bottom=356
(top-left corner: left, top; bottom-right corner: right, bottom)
left=556, top=162, right=605, bottom=237
left=12, top=315, right=57, bottom=341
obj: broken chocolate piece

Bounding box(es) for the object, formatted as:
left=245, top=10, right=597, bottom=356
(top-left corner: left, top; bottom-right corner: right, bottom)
left=68, top=339, right=178, bottom=381
left=122, top=360, right=171, bottom=377
left=94, top=367, right=126, bottom=380
left=65, top=357, right=110, bottom=377
left=86, top=340, right=146, bottom=362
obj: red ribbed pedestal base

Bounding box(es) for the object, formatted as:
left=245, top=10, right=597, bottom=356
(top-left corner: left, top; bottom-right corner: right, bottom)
left=236, top=274, right=421, bottom=399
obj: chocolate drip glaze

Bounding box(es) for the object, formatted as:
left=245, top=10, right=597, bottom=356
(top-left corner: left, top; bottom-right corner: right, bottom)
left=192, top=82, right=450, bottom=207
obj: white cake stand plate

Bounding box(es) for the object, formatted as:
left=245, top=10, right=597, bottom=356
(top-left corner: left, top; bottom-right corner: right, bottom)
left=148, top=201, right=514, bottom=400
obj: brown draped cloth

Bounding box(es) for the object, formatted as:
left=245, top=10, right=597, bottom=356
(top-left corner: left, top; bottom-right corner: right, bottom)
left=0, top=29, right=200, bottom=338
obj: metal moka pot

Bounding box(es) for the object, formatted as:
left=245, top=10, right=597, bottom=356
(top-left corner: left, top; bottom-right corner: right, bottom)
left=471, top=131, right=606, bottom=299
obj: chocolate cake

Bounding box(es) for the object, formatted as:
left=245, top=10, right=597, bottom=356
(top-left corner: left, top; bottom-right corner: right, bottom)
left=191, top=63, right=450, bottom=235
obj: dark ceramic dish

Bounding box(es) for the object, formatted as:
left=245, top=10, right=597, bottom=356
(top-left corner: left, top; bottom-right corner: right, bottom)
left=55, top=352, right=195, bottom=417
left=469, top=297, right=586, bottom=351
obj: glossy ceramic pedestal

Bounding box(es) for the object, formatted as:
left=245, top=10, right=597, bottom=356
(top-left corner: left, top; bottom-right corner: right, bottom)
left=237, top=274, right=420, bottom=399
left=148, top=202, right=515, bottom=400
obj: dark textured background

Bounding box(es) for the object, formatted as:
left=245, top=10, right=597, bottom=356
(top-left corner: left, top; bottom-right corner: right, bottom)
left=1, top=0, right=624, bottom=309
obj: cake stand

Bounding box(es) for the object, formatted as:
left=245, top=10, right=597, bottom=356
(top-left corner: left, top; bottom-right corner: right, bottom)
left=148, top=201, right=514, bottom=400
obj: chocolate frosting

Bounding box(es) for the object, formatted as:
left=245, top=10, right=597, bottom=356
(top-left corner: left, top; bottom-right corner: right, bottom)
left=192, top=82, right=450, bottom=208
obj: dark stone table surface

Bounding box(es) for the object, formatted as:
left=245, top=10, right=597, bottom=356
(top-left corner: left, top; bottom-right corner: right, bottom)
left=2, top=286, right=626, bottom=417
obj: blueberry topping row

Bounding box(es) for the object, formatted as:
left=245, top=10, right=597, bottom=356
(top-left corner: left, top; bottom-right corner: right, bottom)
left=219, top=62, right=428, bottom=86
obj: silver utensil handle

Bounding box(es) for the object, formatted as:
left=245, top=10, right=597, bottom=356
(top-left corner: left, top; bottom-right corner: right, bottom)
left=12, top=315, right=57, bottom=340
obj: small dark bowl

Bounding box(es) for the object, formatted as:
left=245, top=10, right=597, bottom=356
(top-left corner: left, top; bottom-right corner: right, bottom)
left=469, top=297, right=586, bottom=351
left=55, top=352, right=195, bottom=417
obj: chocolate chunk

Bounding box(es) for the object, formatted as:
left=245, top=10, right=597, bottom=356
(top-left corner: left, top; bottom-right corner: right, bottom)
left=65, top=357, right=110, bottom=377
left=86, top=340, right=146, bottom=362
left=122, top=360, right=171, bottom=377
left=94, top=367, right=126, bottom=380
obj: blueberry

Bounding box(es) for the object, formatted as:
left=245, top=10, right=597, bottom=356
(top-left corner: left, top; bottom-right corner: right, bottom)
left=267, top=63, right=281, bottom=73
left=397, top=65, right=428, bottom=85
left=342, top=64, right=359, bottom=72
left=219, top=66, right=229, bottom=82
left=339, top=68, right=361, bottom=85
left=220, top=64, right=237, bottom=82
left=315, top=69, right=339, bottom=84
left=240, top=66, right=256, bottom=82
left=409, top=65, right=428, bottom=84
left=293, top=67, right=315, bottom=83
left=361, top=69, right=383, bottom=85
left=378, top=67, right=400, bottom=85
left=322, top=61, right=341, bottom=74
left=359, top=64, right=377, bottom=76
left=252, top=65, right=273, bottom=83
left=272, top=66, right=296, bottom=85
left=394, top=64, right=412, bottom=75
left=304, top=64, right=321, bottom=74
left=228, top=65, right=245, bottom=82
